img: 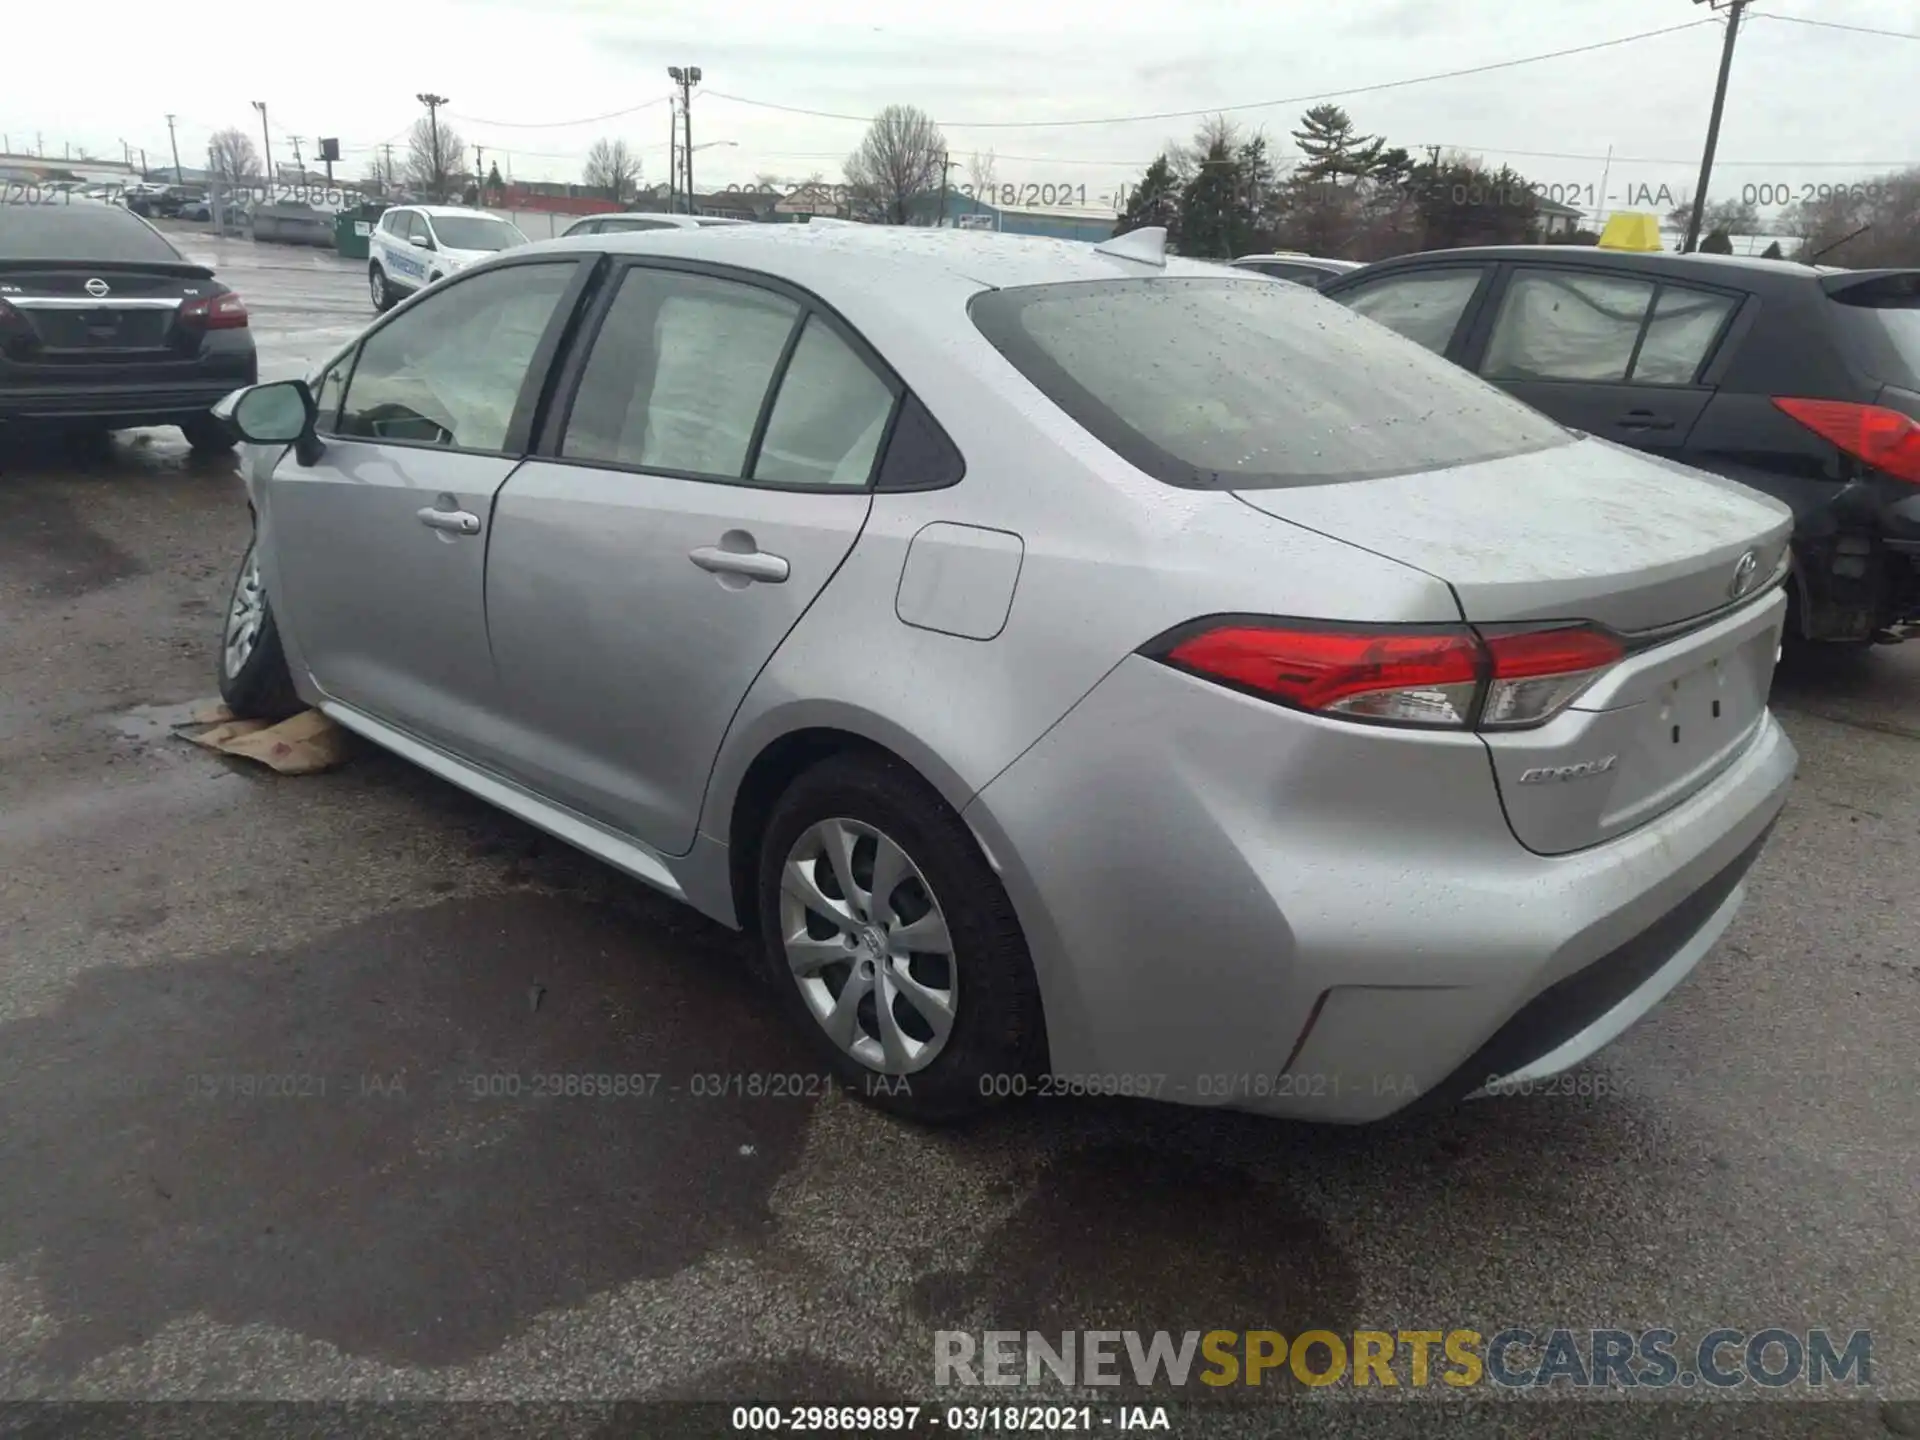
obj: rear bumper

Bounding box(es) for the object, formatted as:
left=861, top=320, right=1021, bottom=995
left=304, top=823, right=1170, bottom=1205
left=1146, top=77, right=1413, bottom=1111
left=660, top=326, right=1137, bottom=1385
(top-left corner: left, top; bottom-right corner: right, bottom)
left=963, top=654, right=1797, bottom=1123
left=0, top=378, right=252, bottom=427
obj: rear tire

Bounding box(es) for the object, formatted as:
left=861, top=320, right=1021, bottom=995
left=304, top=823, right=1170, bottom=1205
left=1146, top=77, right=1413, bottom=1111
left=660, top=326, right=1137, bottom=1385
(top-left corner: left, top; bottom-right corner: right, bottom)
left=181, top=413, right=237, bottom=453
left=217, top=538, right=301, bottom=721
left=754, top=752, right=1046, bottom=1123
left=369, top=263, right=392, bottom=313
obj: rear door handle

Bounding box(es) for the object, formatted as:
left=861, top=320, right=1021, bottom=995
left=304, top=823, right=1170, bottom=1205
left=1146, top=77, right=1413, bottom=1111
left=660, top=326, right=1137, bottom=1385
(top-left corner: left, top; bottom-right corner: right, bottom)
left=1616, top=410, right=1676, bottom=432
left=689, top=545, right=789, bottom=583
left=416, top=506, right=481, bottom=535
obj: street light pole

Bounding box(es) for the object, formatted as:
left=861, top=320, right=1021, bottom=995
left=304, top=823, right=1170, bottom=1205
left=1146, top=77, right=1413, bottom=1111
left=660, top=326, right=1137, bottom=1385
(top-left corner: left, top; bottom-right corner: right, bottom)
left=667, top=66, right=701, bottom=212
left=1683, top=0, right=1749, bottom=253
left=166, top=114, right=183, bottom=184
left=667, top=95, right=678, bottom=213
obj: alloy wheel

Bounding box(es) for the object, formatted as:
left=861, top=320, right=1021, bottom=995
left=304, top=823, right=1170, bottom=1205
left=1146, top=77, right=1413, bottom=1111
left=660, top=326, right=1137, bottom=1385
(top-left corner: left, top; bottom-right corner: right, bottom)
left=223, top=546, right=265, bottom=679
left=779, top=817, right=957, bottom=1074
left=369, top=268, right=386, bottom=309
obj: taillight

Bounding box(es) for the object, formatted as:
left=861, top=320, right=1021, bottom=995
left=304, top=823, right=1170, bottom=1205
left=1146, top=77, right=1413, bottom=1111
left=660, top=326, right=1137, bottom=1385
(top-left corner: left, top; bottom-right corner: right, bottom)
left=1773, top=397, right=1920, bottom=485
left=1147, top=619, right=1624, bottom=731
left=178, top=291, right=248, bottom=330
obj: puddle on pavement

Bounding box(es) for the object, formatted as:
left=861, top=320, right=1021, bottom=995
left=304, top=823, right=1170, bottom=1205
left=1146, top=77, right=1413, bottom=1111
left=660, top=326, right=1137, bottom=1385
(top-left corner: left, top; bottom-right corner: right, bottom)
left=0, top=891, right=822, bottom=1373
left=101, top=698, right=222, bottom=746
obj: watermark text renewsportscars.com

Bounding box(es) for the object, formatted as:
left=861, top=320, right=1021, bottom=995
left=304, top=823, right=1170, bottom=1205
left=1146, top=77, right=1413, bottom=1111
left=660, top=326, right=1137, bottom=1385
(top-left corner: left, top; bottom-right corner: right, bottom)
left=935, top=1328, right=1873, bottom=1391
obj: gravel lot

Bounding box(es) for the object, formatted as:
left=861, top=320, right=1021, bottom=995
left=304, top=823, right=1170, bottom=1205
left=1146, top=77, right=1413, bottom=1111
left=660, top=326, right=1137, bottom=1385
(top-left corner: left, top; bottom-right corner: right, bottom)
left=1, top=236, right=1915, bottom=1439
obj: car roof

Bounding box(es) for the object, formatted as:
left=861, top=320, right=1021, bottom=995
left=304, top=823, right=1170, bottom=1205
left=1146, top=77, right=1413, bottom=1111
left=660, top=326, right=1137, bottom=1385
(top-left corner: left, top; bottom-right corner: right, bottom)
left=1335, top=244, right=1839, bottom=286
left=522, top=223, right=1245, bottom=293
left=1234, top=253, right=1357, bottom=268
left=400, top=205, right=515, bottom=220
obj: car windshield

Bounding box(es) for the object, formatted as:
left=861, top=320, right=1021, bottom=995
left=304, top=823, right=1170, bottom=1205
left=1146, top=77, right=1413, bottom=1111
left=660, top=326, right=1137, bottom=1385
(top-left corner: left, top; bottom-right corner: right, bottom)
left=0, top=201, right=184, bottom=263
left=429, top=215, right=525, bottom=250
left=971, top=276, right=1573, bottom=489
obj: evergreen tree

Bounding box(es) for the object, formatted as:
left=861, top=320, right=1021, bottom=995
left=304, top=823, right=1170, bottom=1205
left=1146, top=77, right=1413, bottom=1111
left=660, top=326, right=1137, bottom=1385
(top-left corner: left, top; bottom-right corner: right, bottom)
left=1291, top=104, right=1383, bottom=184
left=1113, top=154, right=1182, bottom=241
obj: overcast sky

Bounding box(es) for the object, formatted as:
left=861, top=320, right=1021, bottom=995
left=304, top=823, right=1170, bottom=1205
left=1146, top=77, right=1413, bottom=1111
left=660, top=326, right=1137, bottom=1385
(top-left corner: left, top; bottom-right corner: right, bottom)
left=5, top=0, right=1915, bottom=216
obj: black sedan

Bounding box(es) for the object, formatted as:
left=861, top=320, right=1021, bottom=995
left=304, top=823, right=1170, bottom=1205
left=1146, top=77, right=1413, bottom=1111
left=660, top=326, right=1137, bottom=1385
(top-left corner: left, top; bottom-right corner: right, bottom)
left=0, top=197, right=256, bottom=451
left=1322, top=247, right=1920, bottom=647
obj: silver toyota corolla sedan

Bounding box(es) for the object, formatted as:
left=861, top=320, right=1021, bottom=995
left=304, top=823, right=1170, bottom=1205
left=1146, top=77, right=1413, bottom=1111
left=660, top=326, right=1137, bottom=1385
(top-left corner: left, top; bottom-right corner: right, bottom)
left=211, top=223, right=1798, bottom=1123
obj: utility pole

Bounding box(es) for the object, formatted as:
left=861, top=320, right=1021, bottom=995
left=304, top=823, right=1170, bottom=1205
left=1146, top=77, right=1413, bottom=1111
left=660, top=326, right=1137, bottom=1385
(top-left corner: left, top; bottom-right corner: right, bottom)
left=667, top=96, right=678, bottom=213
left=382, top=143, right=396, bottom=191
left=1683, top=0, right=1749, bottom=254
left=939, top=151, right=958, bottom=228
left=474, top=144, right=484, bottom=204
left=667, top=67, right=701, bottom=212
left=416, top=93, right=450, bottom=199
left=166, top=114, right=183, bottom=183
left=250, top=101, right=272, bottom=186
left=289, top=135, right=304, bottom=179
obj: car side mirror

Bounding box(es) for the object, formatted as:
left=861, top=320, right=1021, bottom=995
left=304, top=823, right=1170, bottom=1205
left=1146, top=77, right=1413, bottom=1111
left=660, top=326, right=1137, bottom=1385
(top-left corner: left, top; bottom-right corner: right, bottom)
left=219, top=380, right=323, bottom=465
left=409, top=234, right=434, bottom=251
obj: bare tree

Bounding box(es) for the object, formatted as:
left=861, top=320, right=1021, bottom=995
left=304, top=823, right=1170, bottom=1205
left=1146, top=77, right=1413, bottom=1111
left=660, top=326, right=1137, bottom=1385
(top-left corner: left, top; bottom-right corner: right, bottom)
left=406, top=115, right=466, bottom=200
left=966, top=149, right=998, bottom=202
left=844, top=103, right=947, bottom=224
left=206, top=127, right=261, bottom=186
left=583, top=138, right=641, bottom=203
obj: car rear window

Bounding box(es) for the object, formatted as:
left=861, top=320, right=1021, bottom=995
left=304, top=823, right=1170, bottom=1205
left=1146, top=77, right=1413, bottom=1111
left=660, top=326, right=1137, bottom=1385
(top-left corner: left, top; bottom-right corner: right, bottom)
left=970, top=276, right=1572, bottom=489
left=429, top=215, right=524, bottom=251
left=1827, top=272, right=1920, bottom=389
left=0, top=201, right=183, bottom=263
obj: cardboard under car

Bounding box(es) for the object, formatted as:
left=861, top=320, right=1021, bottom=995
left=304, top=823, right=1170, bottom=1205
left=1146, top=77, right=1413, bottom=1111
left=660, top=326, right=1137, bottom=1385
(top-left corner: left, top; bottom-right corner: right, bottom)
left=180, top=702, right=352, bottom=775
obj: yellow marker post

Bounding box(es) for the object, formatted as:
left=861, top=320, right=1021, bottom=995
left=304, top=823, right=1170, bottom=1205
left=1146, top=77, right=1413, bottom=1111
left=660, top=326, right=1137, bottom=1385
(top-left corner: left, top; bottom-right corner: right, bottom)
left=1597, top=212, right=1665, bottom=252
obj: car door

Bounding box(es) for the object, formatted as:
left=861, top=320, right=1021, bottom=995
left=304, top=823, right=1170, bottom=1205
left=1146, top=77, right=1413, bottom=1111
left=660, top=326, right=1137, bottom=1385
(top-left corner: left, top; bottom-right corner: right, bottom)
left=1328, top=264, right=1495, bottom=359
left=1467, top=264, right=1743, bottom=453
left=263, top=256, right=587, bottom=756
left=483, top=259, right=899, bottom=855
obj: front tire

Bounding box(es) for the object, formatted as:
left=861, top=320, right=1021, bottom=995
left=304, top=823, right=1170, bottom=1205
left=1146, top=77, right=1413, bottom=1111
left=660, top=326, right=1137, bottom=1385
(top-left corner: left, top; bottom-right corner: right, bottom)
left=369, top=263, right=392, bottom=313
left=755, top=753, right=1046, bottom=1122
left=217, top=539, right=301, bottom=720
left=181, top=412, right=237, bottom=453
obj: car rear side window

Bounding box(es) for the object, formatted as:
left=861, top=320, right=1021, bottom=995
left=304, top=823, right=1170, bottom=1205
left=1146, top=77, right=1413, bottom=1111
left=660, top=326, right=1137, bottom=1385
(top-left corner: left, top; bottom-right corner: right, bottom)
left=0, top=202, right=183, bottom=263
left=1337, top=268, right=1482, bottom=353
left=1827, top=272, right=1920, bottom=389
left=562, top=267, right=800, bottom=477
left=1633, top=285, right=1740, bottom=385
left=751, top=315, right=897, bottom=487
left=971, top=276, right=1571, bottom=490
left=1483, top=270, right=1656, bottom=381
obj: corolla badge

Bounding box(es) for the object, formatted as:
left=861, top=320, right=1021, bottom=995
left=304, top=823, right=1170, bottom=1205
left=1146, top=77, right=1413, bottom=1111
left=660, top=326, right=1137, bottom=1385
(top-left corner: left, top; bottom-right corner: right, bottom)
left=1729, top=550, right=1760, bottom=599
left=1518, top=756, right=1619, bottom=785
left=84, top=277, right=111, bottom=297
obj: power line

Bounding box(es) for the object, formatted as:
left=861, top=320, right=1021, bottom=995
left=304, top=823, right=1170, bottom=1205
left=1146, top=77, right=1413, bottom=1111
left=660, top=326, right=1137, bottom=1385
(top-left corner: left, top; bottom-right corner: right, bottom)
left=445, top=97, right=671, bottom=129
left=701, top=17, right=1719, bottom=130
left=1751, top=12, right=1920, bottom=41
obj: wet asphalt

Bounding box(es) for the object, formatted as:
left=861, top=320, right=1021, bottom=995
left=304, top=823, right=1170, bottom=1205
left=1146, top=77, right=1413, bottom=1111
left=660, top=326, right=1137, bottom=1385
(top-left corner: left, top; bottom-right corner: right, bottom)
left=1, top=233, right=1918, bottom=1438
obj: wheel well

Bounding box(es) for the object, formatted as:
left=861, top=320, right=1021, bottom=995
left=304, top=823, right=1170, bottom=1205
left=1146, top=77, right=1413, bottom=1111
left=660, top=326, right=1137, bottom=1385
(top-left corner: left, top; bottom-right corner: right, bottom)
left=726, top=727, right=904, bottom=938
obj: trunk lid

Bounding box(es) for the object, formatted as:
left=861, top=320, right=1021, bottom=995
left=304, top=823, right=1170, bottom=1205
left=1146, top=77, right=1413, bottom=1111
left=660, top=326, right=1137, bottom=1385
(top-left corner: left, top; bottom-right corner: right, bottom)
left=1233, top=435, right=1794, bottom=854
left=1230, top=434, right=1793, bottom=635
left=0, top=260, right=215, bottom=367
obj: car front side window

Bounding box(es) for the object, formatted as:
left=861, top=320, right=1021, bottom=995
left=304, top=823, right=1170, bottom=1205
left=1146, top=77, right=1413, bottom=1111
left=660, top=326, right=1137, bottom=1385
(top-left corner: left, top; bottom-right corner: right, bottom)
left=336, top=262, right=575, bottom=452
left=1338, top=269, right=1484, bottom=354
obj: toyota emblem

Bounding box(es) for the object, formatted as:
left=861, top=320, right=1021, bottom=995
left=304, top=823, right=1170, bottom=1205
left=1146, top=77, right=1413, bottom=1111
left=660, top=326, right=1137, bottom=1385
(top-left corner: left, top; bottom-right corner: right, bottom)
left=84, top=277, right=110, bottom=298
left=1729, top=550, right=1759, bottom=599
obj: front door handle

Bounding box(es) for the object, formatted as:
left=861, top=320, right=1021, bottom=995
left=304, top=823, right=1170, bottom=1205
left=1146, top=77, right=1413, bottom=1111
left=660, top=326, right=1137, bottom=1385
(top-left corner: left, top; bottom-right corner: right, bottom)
left=1616, top=410, right=1676, bottom=432
left=417, top=506, right=481, bottom=535
left=689, top=545, right=789, bottom=583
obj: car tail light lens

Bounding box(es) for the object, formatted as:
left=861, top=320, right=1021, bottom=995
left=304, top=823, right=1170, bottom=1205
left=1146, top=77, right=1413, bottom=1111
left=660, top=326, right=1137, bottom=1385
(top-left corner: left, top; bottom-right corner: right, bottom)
left=1147, top=619, right=1623, bottom=731
left=178, top=291, right=248, bottom=330
left=1773, top=397, right=1920, bottom=485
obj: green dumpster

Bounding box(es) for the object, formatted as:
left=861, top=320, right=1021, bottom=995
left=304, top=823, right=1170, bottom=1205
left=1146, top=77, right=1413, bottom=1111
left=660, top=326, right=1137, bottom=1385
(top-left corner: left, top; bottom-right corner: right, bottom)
left=334, top=203, right=386, bottom=261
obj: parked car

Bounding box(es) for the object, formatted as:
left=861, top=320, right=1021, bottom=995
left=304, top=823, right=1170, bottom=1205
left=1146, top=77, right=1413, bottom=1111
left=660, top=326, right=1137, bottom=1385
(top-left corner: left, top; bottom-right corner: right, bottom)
left=1232, top=252, right=1364, bottom=287
left=0, top=197, right=256, bottom=450
left=366, top=205, right=528, bottom=312
left=1321, top=248, right=1920, bottom=646
left=209, top=224, right=1794, bottom=1123
left=561, top=212, right=749, bottom=237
